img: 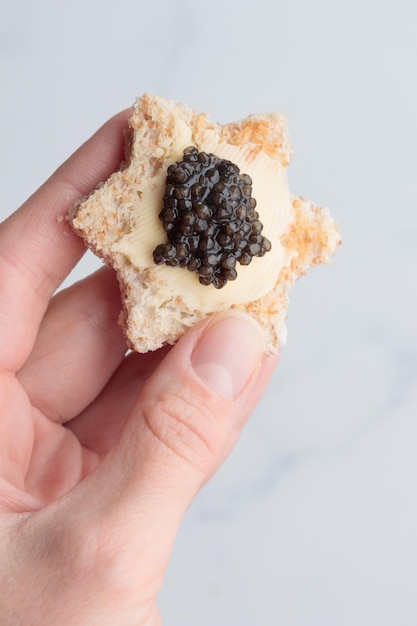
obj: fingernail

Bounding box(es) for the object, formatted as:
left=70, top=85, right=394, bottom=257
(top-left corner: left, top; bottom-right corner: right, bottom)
left=191, top=312, right=264, bottom=400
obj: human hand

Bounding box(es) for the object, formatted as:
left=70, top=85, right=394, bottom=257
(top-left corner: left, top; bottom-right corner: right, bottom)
left=0, top=111, right=278, bottom=625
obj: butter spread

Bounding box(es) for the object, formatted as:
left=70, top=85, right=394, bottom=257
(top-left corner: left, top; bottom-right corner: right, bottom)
left=111, top=133, right=295, bottom=312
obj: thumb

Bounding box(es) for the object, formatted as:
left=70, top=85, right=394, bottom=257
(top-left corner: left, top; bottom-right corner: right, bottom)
left=99, top=311, right=278, bottom=567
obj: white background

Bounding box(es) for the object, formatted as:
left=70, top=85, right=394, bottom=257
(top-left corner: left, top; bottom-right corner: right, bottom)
left=1, top=1, right=417, bottom=624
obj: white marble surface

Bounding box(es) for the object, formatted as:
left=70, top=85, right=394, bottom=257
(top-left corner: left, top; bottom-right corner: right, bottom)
left=1, top=1, right=417, bottom=624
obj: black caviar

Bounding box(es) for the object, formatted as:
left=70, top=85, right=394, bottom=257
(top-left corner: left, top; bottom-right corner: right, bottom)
left=153, top=146, right=272, bottom=289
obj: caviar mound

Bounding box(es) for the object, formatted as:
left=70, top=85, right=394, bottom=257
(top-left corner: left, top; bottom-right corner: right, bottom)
left=153, top=146, right=272, bottom=289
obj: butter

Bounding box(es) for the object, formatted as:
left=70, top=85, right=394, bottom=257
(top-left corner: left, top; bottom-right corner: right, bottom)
left=111, top=137, right=295, bottom=313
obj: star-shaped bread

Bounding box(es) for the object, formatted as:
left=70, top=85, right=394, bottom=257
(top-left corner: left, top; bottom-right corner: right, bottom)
left=69, top=94, right=341, bottom=354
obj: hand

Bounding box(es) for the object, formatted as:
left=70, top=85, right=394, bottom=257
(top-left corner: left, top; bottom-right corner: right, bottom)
left=0, top=111, right=279, bottom=625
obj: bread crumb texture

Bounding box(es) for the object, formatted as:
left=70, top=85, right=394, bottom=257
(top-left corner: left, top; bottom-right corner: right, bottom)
left=69, top=93, right=341, bottom=354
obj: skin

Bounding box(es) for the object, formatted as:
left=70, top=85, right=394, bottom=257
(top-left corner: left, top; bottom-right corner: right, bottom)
left=0, top=110, right=279, bottom=625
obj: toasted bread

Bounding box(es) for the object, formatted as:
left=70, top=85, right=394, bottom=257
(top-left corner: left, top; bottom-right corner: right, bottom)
left=69, top=94, right=341, bottom=354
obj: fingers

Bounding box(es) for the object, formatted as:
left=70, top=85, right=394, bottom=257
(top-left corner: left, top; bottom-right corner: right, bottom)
left=39, top=313, right=278, bottom=590
left=17, top=267, right=128, bottom=423
left=67, top=346, right=171, bottom=455
left=0, top=109, right=131, bottom=372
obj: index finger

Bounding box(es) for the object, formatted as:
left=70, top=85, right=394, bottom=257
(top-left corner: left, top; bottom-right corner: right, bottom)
left=0, top=109, right=131, bottom=372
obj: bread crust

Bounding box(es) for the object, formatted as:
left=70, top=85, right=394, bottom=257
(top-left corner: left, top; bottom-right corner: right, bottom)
left=69, top=94, right=341, bottom=354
